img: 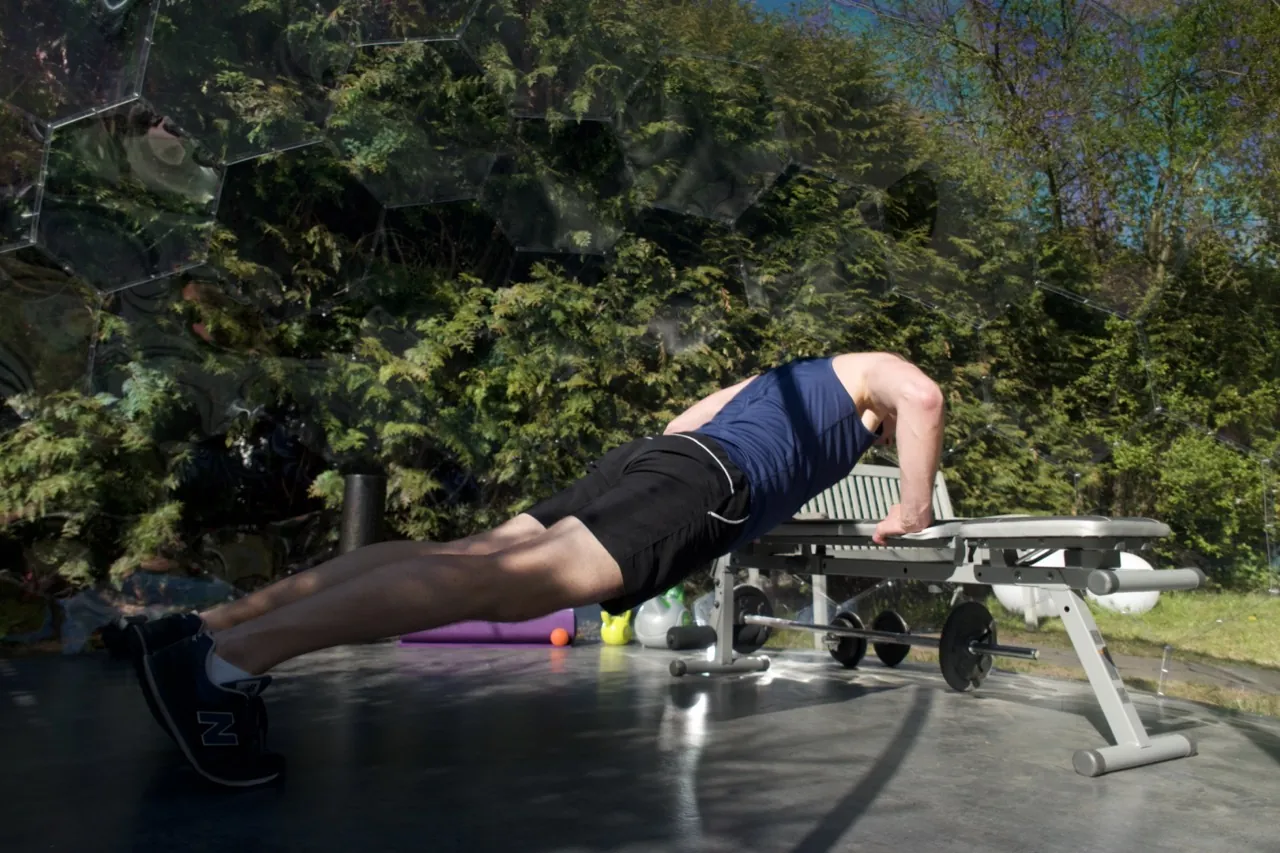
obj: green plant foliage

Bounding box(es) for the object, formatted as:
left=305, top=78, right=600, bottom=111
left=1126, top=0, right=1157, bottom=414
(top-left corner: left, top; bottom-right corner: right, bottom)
left=1, top=0, right=1277, bottom=600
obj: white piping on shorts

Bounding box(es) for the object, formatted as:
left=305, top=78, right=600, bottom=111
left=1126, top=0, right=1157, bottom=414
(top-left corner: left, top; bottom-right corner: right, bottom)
left=669, top=433, right=751, bottom=525
left=671, top=433, right=735, bottom=493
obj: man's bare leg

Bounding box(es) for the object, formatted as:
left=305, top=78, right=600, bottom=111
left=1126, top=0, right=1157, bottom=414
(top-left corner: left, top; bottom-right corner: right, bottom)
left=208, top=517, right=624, bottom=675
left=198, top=514, right=547, bottom=632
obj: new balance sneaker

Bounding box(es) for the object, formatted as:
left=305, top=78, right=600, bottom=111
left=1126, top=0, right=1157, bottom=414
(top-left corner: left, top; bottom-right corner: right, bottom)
left=127, top=612, right=205, bottom=659
left=141, top=632, right=284, bottom=787
left=101, top=615, right=149, bottom=659
left=128, top=612, right=205, bottom=738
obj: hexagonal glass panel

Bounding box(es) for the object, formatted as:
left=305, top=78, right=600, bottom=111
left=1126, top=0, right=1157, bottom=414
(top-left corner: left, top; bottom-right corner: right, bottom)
left=482, top=120, right=627, bottom=253
left=0, top=252, right=99, bottom=411
left=0, top=104, right=45, bottom=252
left=369, top=203, right=513, bottom=296
left=92, top=275, right=261, bottom=437
left=212, top=146, right=383, bottom=322
left=464, top=0, right=659, bottom=121
left=1141, top=281, right=1280, bottom=459
left=879, top=166, right=1036, bottom=328
left=619, top=54, right=788, bottom=224
left=329, top=41, right=506, bottom=208
left=351, top=0, right=480, bottom=45
left=0, top=0, right=152, bottom=123
left=143, top=0, right=353, bottom=164
left=735, top=170, right=891, bottom=313
left=38, top=104, right=222, bottom=292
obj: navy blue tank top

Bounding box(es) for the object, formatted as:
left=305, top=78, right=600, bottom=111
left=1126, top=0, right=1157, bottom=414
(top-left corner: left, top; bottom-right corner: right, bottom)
left=695, top=357, right=880, bottom=549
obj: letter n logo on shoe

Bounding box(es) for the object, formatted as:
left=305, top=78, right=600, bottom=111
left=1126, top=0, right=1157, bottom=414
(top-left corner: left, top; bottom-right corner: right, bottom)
left=197, top=711, right=239, bottom=746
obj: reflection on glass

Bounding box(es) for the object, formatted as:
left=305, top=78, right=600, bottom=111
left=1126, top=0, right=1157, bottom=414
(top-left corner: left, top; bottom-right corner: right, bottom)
left=252, top=322, right=421, bottom=467
left=465, top=0, right=658, bottom=121
left=0, top=0, right=152, bottom=122
left=736, top=172, right=889, bottom=314
left=879, top=167, right=1035, bottom=328
left=352, top=0, right=480, bottom=45
left=143, top=0, right=352, bottom=164
left=330, top=41, right=505, bottom=207
left=482, top=121, right=626, bottom=253
left=0, top=252, right=98, bottom=405
left=1, top=105, right=45, bottom=251
left=93, top=276, right=262, bottom=437
left=619, top=54, right=788, bottom=223
left=213, top=148, right=382, bottom=323
left=370, top=204, right=513, bottom=296
left=39, top=104, right=222, bottom=293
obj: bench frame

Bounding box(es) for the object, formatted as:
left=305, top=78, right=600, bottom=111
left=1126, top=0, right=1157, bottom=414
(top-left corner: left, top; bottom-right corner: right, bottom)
left=672, top=464, right=1202, bottom=777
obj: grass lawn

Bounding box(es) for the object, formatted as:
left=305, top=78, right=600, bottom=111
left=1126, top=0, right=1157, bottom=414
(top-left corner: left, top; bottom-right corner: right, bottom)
left=990, top=590, right=1280, bottom=670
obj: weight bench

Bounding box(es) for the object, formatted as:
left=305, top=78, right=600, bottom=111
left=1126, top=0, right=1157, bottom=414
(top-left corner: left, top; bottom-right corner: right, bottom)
left=668, top=514, right=1206, bottom=777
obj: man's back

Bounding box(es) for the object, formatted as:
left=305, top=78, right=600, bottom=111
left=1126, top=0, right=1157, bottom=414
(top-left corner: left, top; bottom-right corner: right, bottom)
left=694, top=357, right=883, bottom=548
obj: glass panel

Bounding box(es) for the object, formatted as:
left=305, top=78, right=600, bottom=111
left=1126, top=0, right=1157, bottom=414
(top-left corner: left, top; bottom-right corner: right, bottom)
left=1141, top=265, right=1280, bottom=460
left=0, top=0, right=152, bottom=123
left=464, top=0, right=659, bottom=121
left=0, top=252, right=99, bottom=417
left=39, top=104, right=222, bottom=293
left=212, top=146, right=383, bottom=323
left=619, top=54, right=788, bottom=224
left=352, top=0, right=480, bottom=45
left=92, top=275, right=258, bottom=437
left=0, top=104, right=45, bottom=251
left=879, top=165, right=1037, bottom=329
left=329, top=41, right=504, bottom=208
left=735, top=171, right=890, bottom=317
left=368, top=204, right=513, bottom=297
left=482, top=120, right=626, bottom=253
left=143, top=0, right=353, bottom=165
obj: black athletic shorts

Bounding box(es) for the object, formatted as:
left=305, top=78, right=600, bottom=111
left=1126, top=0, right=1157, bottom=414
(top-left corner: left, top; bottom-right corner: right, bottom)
left=525, top=433, right=752, bottom=615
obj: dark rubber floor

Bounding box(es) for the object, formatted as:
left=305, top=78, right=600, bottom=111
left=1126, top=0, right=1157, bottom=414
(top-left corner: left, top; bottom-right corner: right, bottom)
left=2, top=641, right=1278, bottom=853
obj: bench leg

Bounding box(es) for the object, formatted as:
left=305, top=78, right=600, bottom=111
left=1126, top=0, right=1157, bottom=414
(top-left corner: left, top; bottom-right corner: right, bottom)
left=1048, top=589, right=1196, bottom=776
left=671, top=557, right=769, bottom=677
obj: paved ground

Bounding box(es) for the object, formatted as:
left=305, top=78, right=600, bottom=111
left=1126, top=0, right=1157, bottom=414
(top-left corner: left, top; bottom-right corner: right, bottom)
left=2, top=640, right=1278, bottom=853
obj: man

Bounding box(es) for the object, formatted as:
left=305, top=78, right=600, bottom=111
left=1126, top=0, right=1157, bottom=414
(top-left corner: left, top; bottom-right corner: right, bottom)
left=130, top=351, right=945, bottom=786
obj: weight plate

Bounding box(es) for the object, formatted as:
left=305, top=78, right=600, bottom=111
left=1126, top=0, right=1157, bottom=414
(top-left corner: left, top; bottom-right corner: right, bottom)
left=939, top=601, right=996, bottom=692
left=732, top=585, right=773, bottom=654
left=871, top=610, right=911, bottom=667
left=828, top=612, right=868, bottom=669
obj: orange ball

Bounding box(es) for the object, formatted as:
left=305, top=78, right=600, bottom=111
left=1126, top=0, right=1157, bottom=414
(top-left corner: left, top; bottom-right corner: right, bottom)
left=550, top=627, right=571, bottom=647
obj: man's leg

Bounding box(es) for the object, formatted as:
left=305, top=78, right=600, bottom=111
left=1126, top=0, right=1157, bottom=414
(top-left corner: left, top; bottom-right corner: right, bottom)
left=208, top=516, right=623, bottom=675
left=198, top=514, right=547, bottom=632
left=139, top=517, right=625, bottom=785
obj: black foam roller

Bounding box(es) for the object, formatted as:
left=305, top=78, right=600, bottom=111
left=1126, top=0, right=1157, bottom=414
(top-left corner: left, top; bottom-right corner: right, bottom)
left=339, top=473, right=387, bottom=554
left=667, top=625, right=718, bottom=650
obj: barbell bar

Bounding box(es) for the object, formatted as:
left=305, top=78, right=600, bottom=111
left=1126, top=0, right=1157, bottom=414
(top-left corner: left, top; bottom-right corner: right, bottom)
left=742, top=613, right=1040, bottom=662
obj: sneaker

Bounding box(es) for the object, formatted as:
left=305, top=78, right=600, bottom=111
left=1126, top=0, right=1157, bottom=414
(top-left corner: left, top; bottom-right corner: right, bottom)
left=128, top=612, right=205, bottom=738
left=127, top=612, right=205, bottom=659
left=101, top=615, right=149, bottom=659
left=141, top=633, right=284, bottom=787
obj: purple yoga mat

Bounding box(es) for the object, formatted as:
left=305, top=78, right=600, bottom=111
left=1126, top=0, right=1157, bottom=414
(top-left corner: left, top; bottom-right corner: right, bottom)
left=400, top=609, right=576, bottom=645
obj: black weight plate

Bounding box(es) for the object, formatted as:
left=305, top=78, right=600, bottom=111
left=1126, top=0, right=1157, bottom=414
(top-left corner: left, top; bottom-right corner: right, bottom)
left=871, top=610, right=911, bottom=667
left=828, top=611, right=868, bottom=669
left=732, top=585, right=773, bottom=654
left=939, top=601, right=996, bottom=692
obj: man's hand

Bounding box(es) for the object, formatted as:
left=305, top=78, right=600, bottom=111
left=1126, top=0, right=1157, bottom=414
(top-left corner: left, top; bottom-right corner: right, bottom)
left=872, top=504, right=932, bottom=546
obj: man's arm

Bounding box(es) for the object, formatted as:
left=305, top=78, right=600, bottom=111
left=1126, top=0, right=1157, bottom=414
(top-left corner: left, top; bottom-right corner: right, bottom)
left=892, top=385, right=945, bottom=529
left=865, top=357, right=945, bottom=530
left=663, top=376, right=758, bottom=434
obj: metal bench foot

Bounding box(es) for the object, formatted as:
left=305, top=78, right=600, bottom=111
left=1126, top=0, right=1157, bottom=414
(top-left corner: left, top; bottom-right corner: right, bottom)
left=1073, top=734, right=1197, bottom=777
